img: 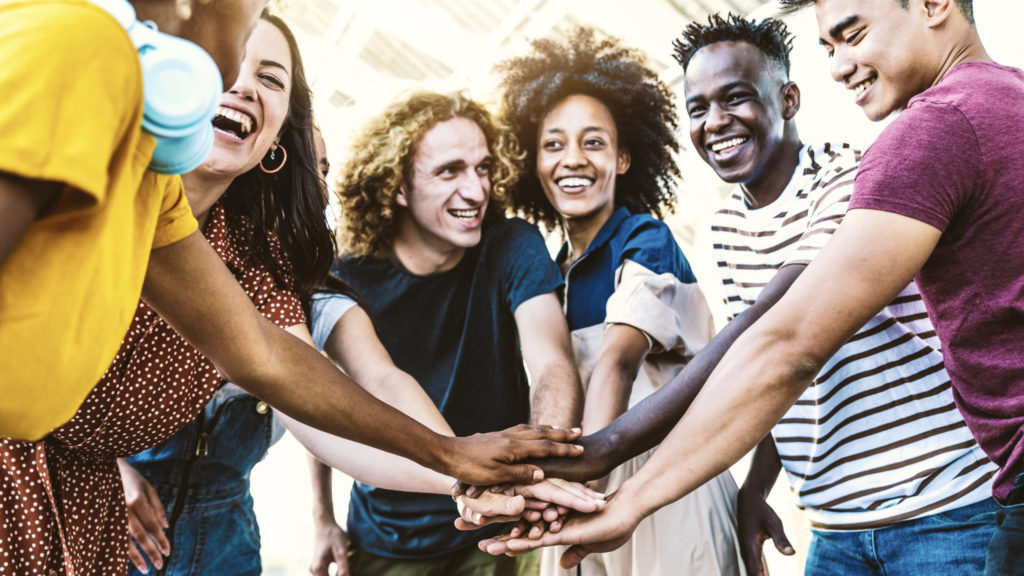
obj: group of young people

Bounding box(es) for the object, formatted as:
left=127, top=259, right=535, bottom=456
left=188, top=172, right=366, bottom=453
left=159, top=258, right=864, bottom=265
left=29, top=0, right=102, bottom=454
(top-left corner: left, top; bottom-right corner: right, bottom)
left=0, top=0, right=1020, bottom=576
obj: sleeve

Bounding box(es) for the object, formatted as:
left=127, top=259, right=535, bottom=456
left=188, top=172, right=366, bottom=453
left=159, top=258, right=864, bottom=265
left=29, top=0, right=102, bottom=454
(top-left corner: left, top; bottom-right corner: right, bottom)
left=783, top=151, right=859, bottom=267
left=150, top=173, right=199, bottom=249
left=310, top=293, right=358, bottom=352
left=499, top=220, right=564, bottom=313
left=605, top=260, right=715, bottom=356
left=620, top=219, right=696, bottom=282
left=849, top=101, right=983, bottom=231
left=0, top=3, right=141, bottom=205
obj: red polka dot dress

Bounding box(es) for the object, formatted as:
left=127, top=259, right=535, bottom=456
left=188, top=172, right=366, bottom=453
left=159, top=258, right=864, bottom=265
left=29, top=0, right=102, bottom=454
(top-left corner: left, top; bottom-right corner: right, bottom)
left=0, top=203, right=305, bottom=575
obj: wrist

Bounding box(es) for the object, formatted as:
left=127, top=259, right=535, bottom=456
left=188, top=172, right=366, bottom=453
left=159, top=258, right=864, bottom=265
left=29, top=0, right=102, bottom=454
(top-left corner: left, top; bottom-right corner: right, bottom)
left=612, top=477, right=659, bottom=525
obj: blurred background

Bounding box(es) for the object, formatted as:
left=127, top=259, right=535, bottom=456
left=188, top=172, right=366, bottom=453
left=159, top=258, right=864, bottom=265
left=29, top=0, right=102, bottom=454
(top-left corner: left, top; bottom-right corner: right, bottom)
left=252, top=1, right=1024, bottom=574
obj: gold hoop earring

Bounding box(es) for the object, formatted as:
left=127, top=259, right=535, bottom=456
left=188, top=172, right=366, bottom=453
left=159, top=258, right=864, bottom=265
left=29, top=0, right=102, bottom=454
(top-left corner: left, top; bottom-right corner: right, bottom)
left=260, top=145, right=287, bottom=174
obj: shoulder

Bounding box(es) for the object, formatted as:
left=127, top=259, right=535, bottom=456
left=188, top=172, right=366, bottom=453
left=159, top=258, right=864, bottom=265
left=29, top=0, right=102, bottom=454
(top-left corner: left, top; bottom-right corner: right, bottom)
left=480, top=217, right=550, bottom=259
left=3, top=1, right=135, bottom=62
left=615, top=213, right=690, bottom=278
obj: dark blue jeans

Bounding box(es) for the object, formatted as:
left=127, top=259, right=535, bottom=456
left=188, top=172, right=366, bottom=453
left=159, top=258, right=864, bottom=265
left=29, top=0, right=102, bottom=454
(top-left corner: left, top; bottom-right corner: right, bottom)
left=985, top=473, right=1024, bottom=576
left=806, top=498, right=998, bottom=575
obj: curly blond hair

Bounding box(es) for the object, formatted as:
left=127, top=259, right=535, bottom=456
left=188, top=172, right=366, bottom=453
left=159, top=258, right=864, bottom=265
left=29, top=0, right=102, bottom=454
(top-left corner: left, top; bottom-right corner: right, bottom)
left=335, top=92, right=523, bottom=258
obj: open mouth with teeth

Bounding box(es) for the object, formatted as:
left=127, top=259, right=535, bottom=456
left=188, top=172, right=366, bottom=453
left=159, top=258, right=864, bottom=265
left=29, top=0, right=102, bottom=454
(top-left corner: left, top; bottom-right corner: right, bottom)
left=709, top=136, right=749, bottom=155
left=853, top=77, right=874, bottom=97
left=448, top=208, right=481, bottom=221
left=212, top=106, right=256, bottom=140
left=556, top=176, right=595, bottom=193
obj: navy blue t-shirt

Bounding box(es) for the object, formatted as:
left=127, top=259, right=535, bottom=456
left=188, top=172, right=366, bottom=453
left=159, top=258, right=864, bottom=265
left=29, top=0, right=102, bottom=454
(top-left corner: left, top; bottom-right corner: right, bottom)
left=333, top=217, right=563, bottom=558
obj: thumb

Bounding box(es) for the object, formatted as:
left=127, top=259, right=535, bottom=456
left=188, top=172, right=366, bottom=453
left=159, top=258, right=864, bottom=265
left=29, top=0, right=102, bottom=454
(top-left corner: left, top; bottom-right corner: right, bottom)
left=560, top=545, right=592, bottom=569
left=764, top=508, right=794, bottom=555
left=505, top=464, right=544, bottom=485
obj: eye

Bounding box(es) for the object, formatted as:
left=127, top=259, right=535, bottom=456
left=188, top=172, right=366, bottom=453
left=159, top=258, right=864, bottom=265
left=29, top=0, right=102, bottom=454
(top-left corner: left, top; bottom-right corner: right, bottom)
left=583, top=137, right=605, bottom=149
left=726, top=92, right=752, bottom=105
left=687, top=104, right=707, bottom=118
left=542, top=139, right=564, bottom=152
left=845, top=28, right=863, bottom=44
left=259, top=73, right=285, bottom=89
left=476, top=162, right=491, bottom=176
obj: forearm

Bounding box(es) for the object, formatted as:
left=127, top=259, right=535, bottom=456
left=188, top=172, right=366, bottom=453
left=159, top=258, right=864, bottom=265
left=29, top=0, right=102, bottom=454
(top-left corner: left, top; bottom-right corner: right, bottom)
left=741, top=435, right=783, bottom=499
left=590, top=265, right=806, bottom=468
left=530, top=360, right=584, bottom=428
left=143, top=234, right=451, bottom=473
left=617, top=318, right=821, bottom=520
left=287, top=413, right=453, bottom=493
left=308, top=454, right=337, bottom=524
left=580, top=324, right=648, bottom=435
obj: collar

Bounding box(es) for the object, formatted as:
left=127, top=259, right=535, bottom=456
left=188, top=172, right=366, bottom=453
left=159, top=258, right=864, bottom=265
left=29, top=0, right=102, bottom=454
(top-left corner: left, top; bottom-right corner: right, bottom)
left=556, top=206, right=632, bottom=265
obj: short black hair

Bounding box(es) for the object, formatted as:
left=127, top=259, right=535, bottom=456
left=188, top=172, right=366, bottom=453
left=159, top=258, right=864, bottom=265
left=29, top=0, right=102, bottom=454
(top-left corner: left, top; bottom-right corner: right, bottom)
left=673, top=13, right=794, bottom=77
left=497, top=28, right=680, bottom=230
left=778, top=0, right=974, bottom=25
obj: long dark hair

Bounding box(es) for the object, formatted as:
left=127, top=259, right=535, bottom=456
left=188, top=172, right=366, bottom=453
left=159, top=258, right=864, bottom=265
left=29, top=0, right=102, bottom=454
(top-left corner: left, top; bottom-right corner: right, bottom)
left=220, top=12, right=357, bottom=318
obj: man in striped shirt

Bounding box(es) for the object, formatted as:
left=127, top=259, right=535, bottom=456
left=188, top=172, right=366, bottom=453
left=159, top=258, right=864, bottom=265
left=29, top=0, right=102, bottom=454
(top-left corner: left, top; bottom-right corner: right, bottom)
left=482, top=13, right=998, bottom=576
left=680, top=14, right=996, bottom=575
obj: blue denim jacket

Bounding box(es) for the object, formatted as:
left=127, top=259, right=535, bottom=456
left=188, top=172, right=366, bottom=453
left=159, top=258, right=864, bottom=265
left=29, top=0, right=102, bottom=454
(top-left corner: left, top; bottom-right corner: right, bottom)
left=127, top=383, right=283, bottom=576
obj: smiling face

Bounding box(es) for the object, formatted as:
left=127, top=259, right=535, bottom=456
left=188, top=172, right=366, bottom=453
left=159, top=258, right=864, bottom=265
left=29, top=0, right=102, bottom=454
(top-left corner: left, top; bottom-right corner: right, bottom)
left=815, top=0, right=935, bottom=121
left=396, top=117, right=493, bottom=262
left=685, top=41, right=795, bottom=188
left=197, top=18, right=292, bottom=179
left=536, top=94, right=630, bottom=230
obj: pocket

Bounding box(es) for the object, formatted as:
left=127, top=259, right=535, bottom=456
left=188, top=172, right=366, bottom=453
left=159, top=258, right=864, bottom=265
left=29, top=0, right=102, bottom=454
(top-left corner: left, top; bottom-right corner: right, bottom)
left=931, top=498, right=999, bottom=526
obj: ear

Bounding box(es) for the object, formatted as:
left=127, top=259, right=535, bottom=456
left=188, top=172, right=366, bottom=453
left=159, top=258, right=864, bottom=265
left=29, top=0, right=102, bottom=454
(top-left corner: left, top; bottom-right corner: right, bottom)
left=396, top=184, right=409, bottom=208
left=921, top=0, right=954, bottom=27
left=617, top=149, right=631, bottom=175
left=781, top=81, right=801, bottom=121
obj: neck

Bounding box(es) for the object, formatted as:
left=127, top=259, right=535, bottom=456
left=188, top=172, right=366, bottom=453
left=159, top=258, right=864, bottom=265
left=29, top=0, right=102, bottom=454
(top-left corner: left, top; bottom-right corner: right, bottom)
left=739, top=132, right=804, bottom=209
left=130, top=1, right=185, bottom=35
left=182, top=170, right=234, bottom=230
left=391, top=220, right=466, bottom=276
left=564, top=207, right=614, bottom=266
left=931, top=28, right=992, bottom=88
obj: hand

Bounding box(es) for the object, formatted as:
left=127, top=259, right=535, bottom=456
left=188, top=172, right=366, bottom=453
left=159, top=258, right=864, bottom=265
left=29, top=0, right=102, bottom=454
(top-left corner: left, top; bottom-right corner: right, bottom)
left=441, top=425, right=583, bottom=486
left=478, top=493, right=640, bottom=569
left=736, top=487, right=794, bottom=576
left=454, top=479, right=605, bottom=530
left=118, top=459, right=170, bottom=573
left=529, top=431, right=617, bottom=483
left=309, top=520, right=350, bottom=576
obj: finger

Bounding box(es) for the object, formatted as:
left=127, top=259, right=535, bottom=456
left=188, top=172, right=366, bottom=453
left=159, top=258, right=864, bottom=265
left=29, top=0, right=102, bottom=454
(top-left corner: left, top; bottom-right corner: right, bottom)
left=337, top=554, right=351, bottom=576
left=143, top=483, right=169, bottom=529
left=764, top=509, right=794, bottom=555
left=560, top=544, right=593, bottom=569
left=509, top=439, right=585, bottom=462
left=126, top=514, right=164, bottom=569
left=542, top=506, right=559, bottom=523
left=308, top=557, right=329, bottom=576
left=451, top=481, right=469, bottom=497
left=522, top=509, right=542, bottom=523
left=128, top=539, right=150, bottom=574
left=517, top=478, right=604, bottom=513
left=507, top=425, right=582, bottom=442
left=465, top=485, right=486, bottom=498
left=136, top=507, right=170, bottom=556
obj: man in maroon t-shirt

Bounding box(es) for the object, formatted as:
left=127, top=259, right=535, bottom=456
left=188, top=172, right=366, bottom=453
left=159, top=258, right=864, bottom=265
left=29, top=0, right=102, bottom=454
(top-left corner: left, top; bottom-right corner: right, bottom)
left=480, top=2, right=1024, bottom=575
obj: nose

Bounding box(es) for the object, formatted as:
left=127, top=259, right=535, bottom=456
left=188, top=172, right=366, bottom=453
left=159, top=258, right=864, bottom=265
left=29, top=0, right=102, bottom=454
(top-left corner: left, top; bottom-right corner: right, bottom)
left=562, top=140, right=587, bottom=168
left=460, top=171, right=489, bottom=204
left=830, top=46, right=856, bottom=85
left=227, top=72, right=257, bottom=102
left=705, top=102, right=730, bottom=133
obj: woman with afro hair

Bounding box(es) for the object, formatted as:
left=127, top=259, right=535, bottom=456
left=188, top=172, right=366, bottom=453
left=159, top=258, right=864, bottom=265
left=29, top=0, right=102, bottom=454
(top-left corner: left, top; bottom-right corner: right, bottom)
left=497, top=28, right=743, bottom=576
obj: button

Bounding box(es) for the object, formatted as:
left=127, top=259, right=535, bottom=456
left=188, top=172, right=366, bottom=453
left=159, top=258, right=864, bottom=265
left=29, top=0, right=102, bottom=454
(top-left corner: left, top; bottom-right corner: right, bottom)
left=256, top=401, right=269, bottom=414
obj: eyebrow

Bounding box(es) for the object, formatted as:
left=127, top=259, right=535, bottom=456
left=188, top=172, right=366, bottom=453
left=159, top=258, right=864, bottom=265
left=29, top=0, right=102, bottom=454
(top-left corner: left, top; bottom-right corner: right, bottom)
left=822, top=14, right=862, bottom=44
left=542, top=126, right=609, bottom=135
left=260, top=59, right=290, bottom=76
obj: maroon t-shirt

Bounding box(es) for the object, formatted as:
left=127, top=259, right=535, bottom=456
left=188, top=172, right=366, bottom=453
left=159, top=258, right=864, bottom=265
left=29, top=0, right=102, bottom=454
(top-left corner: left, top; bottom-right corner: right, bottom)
left=850, top=61, right=1024, bottom=502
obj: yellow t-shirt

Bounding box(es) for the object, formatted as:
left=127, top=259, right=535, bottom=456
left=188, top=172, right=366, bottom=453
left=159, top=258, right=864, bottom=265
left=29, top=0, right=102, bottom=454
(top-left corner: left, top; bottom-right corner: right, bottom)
left=0, top=0, right=199, bottom=440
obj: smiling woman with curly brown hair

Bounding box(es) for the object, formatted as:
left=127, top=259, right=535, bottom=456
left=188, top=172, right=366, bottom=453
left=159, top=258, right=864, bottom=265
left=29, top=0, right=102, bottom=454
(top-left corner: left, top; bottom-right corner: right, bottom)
left=334, top=91, right=522, bottom=258
left=493, top=28, right=743, bottom=576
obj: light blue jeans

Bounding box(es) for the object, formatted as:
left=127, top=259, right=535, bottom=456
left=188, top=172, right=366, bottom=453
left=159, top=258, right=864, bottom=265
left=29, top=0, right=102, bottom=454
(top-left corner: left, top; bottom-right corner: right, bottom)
left=805, top=498, right=998, bottom=575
